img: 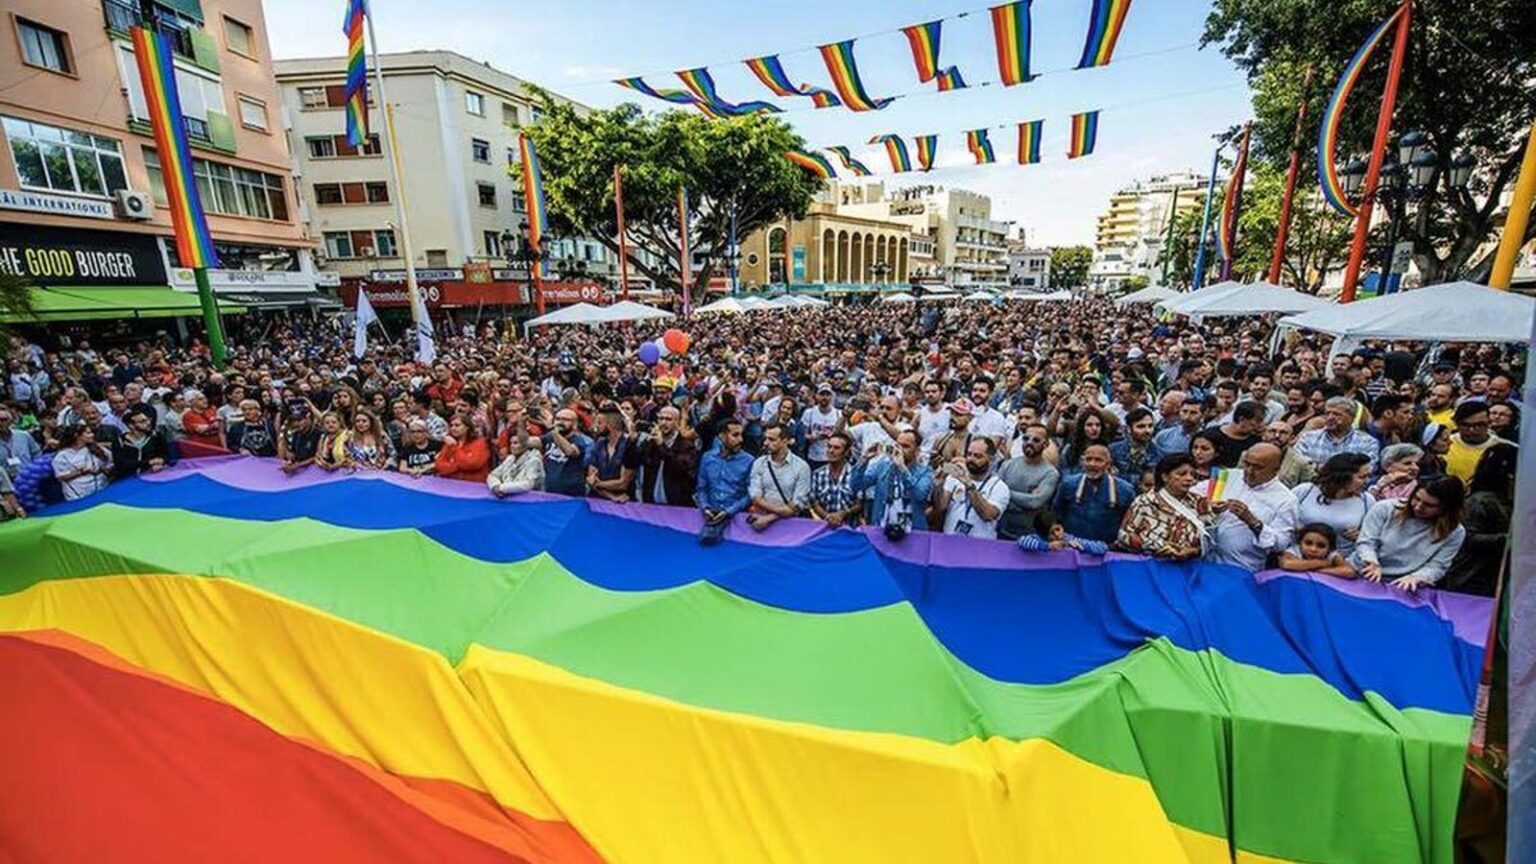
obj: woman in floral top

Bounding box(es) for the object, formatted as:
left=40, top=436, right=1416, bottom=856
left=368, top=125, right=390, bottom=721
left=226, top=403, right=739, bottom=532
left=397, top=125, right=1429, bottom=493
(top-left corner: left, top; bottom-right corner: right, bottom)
left=1117, top=453, right=1213, bottom=561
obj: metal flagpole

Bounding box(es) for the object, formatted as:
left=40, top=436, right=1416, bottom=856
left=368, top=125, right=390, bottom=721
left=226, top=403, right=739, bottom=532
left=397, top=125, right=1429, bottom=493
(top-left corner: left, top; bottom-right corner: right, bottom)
left=363, top=4, right=423, bottom=334
left=1191, top=145, right=1222, bottom=290
left=614, top=164, right=631, bottom=300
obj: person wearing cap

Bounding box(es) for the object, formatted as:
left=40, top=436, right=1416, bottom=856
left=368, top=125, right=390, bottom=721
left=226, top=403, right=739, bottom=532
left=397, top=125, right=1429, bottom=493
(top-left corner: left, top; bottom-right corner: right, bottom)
left=927, top=398, right=979, bottom=468
left=800, top=384, right=842, bottom=471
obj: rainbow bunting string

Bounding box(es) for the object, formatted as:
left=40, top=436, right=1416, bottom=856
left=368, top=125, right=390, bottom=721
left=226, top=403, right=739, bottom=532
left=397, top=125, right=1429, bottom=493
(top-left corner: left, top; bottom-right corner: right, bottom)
left=818, top=40, right=893, bottom=112
left=785, top=150, right=836, bottom=179
left=0, top=457, right=1490, bottom=864
left=826, top=146, right=872, bottom=177
left=743, top=55, right=841, bottom=108
left=517, top=133, right=551, bottom=278
left=1067, top=110, right=1100, bottom=159
left=1017, top=119, right=1043, bottom=164
left=935, top=68, right=967, bottom=92
left=615, top=77, right=699, bottom=106
left=901, top=21, right=943, bottom=83
left=966, top=129, right=996, bottom=165
left=1317, top=7, right=1405, bottom=217
left=990, top=1, right=1035, bottom=87
left=914, top=135, right=938, bottom=172
left=129, top=27, right=218, bottom=270
left=341, top=0, right=369, bottom=147
left=1076, top=0, right=1134, bottom=69
left=676, top=67, right=782, bottom=116
left=870, top=134, right=913, bottom=173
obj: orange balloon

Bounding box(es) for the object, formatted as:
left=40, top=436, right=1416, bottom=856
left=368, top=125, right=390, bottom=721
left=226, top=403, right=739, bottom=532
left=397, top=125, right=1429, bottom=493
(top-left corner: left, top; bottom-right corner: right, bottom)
left=663, top=328, right=690, bottom=355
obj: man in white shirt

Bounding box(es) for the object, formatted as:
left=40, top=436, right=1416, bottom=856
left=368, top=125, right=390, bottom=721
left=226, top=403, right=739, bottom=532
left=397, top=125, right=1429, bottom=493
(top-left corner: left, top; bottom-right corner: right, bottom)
left=1194, top=443, right=1298, bottom=571
left=966, top=379, right=1013, bottom=451
left=846, top=395, right=912, bottom=459
left=934, top=438, right=1011, bottom=540
left=799, top=384, right=842, bottom=469
left=915, top=379, right=951, bottom=460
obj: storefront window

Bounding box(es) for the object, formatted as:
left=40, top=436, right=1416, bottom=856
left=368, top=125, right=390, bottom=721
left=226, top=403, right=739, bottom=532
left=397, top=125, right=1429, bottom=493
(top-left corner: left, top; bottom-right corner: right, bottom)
left=145, top=147, right=288, bottom=221
left=3, top=116, right=127, bottom=197
left=164, top=240, right=302, bottom=272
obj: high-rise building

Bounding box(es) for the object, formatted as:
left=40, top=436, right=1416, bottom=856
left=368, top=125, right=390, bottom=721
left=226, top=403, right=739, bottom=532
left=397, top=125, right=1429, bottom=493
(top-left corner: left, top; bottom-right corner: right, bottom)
left=276, top=50, right=611, bottom=313
left=837, top=182, right=1011, bottom=290
left=0, top=0, right=318, bottom=327
left=1090, top=171, right=1208, bottom=292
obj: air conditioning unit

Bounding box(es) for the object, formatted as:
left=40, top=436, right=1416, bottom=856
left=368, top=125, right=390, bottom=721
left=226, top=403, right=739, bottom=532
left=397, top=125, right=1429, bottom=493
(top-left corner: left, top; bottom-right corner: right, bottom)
left=116, top=189, right=153, bottom=220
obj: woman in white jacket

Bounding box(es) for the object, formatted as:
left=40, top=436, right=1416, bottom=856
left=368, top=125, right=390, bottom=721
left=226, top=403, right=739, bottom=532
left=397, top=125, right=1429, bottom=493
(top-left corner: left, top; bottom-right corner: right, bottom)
left=487, top=429, right=544, bottom=497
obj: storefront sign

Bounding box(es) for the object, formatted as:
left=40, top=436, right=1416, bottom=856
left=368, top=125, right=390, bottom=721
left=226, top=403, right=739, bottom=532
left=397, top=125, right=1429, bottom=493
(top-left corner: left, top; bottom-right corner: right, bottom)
left=343, top=279, right=529, bottom=309
left=369, top=268, right=463, bottom=283
left=464, top=262, right=492, bottom=283
left=0, top=188, right=114, bottom=220
left=0, top=223, right=166, bottom=286
left=171, top=267, right=316, bottom=292
left=538, top=282, right=606, bottom=305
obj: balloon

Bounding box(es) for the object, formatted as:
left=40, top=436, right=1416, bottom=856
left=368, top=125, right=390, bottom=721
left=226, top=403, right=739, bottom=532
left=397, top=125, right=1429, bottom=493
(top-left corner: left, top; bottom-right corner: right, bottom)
left=663, top=328, right=690, bottom=355
left=637, top=341, right=660, bottom=366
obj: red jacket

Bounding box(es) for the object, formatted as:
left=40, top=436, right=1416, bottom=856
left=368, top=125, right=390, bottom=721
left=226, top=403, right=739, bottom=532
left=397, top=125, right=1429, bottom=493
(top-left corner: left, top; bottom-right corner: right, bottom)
left=434, top=436, right=490, bottom=482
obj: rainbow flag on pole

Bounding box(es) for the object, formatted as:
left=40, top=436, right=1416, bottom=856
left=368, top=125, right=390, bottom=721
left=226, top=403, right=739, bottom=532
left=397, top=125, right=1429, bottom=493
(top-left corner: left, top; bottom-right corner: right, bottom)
left=1217, top=127, right=1251, bottom=265
left=1317, top=7, right=1405, bottom=217
left=1067, top=110, right=1100, bottom=159
left=870, top=135, right=913, bottom=173
left=817, top=40, right=893, bottom=112
left=1017, top=119, right=1043, bottom=164
left=989, top=1, right=1035, bottom=86
left=966, top=129, right=997, bottom=165
left=1076, top=0, right=1134, bottom=69
left=341, top=0, right=369, bottom=147
left=826, top=146, right=872, bottom=177
left=129, top=27, right=218, bottom=269
left=517, top=133, right=550, bottom=278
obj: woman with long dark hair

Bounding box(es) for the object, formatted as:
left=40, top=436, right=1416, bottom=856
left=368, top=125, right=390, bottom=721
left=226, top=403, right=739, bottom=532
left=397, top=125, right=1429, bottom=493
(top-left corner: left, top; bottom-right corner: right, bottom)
left=1059, top=406, right=1118, bottom=470
left=1290, top=452, right=1373, bottom=558
left=1351, top=475, right=1467, bottom=593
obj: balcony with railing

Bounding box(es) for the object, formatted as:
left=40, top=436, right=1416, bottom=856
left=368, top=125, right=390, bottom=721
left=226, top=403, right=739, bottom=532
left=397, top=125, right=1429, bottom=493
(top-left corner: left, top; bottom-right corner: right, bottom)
left=103, top=0, right=198, bottom=62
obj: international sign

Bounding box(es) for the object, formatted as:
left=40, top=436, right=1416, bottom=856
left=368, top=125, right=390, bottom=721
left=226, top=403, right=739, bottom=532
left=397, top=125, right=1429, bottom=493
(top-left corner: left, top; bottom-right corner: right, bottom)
left=0, top=188, right=114, bottom=220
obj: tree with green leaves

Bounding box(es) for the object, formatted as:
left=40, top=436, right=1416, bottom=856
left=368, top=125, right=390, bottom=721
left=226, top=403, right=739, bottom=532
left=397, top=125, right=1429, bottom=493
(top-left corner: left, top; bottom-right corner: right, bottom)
left=1230, top=162, right=1355, bottom=292
left=1049, top=245, right=1092, bottom=287
left=1205, top=0, right=1536, bottom=284
left=0, top=272, right=34, bottom=338
left=522, top=97, right=821, bottom=303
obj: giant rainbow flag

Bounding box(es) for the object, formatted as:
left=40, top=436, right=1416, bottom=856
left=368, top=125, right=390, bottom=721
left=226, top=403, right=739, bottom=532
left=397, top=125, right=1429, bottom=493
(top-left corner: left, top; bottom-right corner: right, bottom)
left=0, top=457, right=1489, bottom=863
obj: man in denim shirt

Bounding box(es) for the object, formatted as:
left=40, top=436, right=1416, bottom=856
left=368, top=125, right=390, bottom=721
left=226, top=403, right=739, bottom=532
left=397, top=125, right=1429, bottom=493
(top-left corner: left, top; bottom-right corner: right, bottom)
left=1052, top=443, right=1135, bottom=544
left=696, top=419, right=753, bottom=545
left=851, top=429, right=934, bottom=536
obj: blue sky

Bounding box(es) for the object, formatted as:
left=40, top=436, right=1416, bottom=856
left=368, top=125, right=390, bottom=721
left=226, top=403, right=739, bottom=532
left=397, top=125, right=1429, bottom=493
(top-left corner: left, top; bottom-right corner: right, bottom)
left=264, top=0, right=1253, bottom=245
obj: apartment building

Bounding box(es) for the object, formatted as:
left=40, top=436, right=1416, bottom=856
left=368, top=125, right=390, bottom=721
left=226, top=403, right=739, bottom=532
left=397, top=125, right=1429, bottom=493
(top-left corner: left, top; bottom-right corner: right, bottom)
left=275, top=50, right=612, bottom=311
left=837, top=182, right=1011, bottom=290
left=1007, top=242, right=1051, bottom=291
left=0, top=0, right=318, bottom=326
left=1090, top=171, right=1207, bottom=292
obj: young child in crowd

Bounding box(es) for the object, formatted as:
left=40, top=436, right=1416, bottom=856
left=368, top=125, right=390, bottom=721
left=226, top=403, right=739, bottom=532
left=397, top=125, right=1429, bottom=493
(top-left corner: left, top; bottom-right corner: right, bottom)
left=1017, top=519, right=1110, bottom=556
left=1278, top=523, right=1356, bottom=578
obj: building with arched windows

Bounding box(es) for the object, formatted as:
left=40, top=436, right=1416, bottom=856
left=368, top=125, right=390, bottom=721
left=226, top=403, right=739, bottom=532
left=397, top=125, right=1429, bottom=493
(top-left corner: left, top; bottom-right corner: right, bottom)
left=737, top=200, right=916, bottom=291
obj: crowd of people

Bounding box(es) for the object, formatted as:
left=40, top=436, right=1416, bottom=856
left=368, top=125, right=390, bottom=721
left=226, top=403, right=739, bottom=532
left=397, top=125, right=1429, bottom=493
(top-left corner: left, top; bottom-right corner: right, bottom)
left=2, top=297, right=1521, bottom=596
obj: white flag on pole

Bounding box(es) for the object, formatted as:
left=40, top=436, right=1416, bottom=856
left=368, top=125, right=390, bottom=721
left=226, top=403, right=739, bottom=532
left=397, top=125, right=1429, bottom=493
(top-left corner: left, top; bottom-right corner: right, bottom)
left=353, top=289, right=378, bottom=359
left=412, top=291, right=436, bottom=364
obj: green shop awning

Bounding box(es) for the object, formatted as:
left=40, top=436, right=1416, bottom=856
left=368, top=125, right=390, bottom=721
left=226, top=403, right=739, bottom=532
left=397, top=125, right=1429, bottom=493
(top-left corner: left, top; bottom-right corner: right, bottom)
left=4, top=286, right=247, bottom=323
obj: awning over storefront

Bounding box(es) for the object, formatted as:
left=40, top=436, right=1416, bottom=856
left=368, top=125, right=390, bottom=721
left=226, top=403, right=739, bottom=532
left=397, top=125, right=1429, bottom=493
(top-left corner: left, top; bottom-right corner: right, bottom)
left=4, top=286, right=246, bottom=322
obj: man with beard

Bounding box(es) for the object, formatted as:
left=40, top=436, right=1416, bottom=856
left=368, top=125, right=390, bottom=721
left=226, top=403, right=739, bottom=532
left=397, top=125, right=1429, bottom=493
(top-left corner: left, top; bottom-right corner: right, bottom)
left=696, top=419, right=753, bottom=545
left=277, top=405, right=322, bottom=474
left=1052, top=443, right=1135, bottom=545
left=1110, top=407, right=1164, bottom=480
left=111, top=407, right=172, bottom=478
left=586, top=406, right=638, bottom=503
left=541, top=407, right=593, bottom=497
left=997, top=422, right=1059, bottom=540
left=1153, top=396, right=1206, bottom=458
left=636, top=405, right=698, bottom=506
left=747, top=423, right=811, bottom=532
left=934, top=437, right=1010, bottom=539
left=915, top=379, right=951, bottom=460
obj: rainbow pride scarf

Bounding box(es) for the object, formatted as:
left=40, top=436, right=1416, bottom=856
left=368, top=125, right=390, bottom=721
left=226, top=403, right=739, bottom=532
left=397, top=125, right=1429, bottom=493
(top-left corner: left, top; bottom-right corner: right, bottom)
left=818, top=40, right=893, bottom=112
left=1067, top=110, right=1100, bottom=159
left=1076, top=0, right=1134, bottom=69
left=966, top=129, right=996, bottom=165
left=1017, top=119, right=1043, bottom=164
left=1317, top=7, right=1406, bottom=216
left=826, top=146, right=873, bottom=177
left=341, top=0, right=369, bottom=147
left=990, top=1, right=1035, bottom=87
left=785, top=150, right=836, bottom=179
left=870, top=134, right=913, bottom=172
left=129, top=27, right=218, bottom=269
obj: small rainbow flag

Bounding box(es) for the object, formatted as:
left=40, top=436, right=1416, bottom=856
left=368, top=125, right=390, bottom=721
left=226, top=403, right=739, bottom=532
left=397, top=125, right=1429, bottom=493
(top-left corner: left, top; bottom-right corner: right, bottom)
left=990, top=1, right=1035, bottom=87
left=870, top=135, right=913, bottom=173
left=902, top=21, right=943, bottom=83
left=130, top=27, right=218, bottom=269
left=785, top=150, right=836, bottom=179
left=914, top=135, right=938, bottom=172
left=1017, top=120, right=1043, bottom=164
left=966, top=129, right=996, bottom=165
left=676, top=67, right=782, bottom=116
left=826, top=146, right=872, bottom=177
left=1208, top=467, right=1233, bottom=502
left=743, top=55, right=841, bottom=108
left=1217, top=127, right=1251, bottom=264
left=1076, top=0, right=1134, bottom=69
left=1317, top=7, right=1405, bottom=217
left=517, top=133, right=551, bottom=278
left=341, top=0, right=369, bottom=147
left=1067, top=110, right=1100, bottom=159
left=935, top=68, right=968, bottom=91
left=818, top=40, right=893, bottom=112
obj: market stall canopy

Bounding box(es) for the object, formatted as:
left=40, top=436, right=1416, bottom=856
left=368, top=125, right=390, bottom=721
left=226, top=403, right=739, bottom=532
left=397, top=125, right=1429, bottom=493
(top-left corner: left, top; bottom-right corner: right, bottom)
left=1154, top=280, right=1245, bottom=315
left=767, top=296, right=801, bottom=308
left=962, top=290, right=998, bottom=301
left=880, top=292, right=917, bottom=304
left=739, top=296, right=775, bottom=311
left=522, top=302, right=609, bottom=330
left=1278, top=281, right=1535, bottom=344
left=2, top=286, right=246, bottom=323
left=601, top=300, right=674, bottom=323
left=694, top=297, right=749, bottom=315
left=1177, top=283, right=1334, bottom=319
left=1114, top=285, right=1178, bottom=306
left=1023, top=289, right=1075, bottom=302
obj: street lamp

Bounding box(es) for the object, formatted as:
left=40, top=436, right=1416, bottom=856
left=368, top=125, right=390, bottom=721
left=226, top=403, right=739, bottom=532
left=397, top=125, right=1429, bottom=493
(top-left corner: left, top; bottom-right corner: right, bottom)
left=1448, top=152, right=1477, bottom=190
left=1345, top=131, right=1477, bottom=293
left=500, top=221, right=552, bottom=311
left=1340, top=158, right=1368, bottom=197
left=872, top=260, right=891, bottom=287
left=1397, top=130, right=1429, bottom=167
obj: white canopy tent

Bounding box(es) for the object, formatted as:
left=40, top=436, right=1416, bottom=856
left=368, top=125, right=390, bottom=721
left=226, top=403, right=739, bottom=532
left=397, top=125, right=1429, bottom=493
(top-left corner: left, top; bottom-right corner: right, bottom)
left=694, top=297, right=749, bottom=315
left=1026, top=289, right=1075, bottom=302
left=1155, top=280, right=1245, bottom=315
left=920, top=286, right=958, bottom=301
left=766, top=295, right=801, bottom=308
left=1277, top=281, right=1535, bottom=345
left=1177, top=283, right=1334, bottom=319
left=1114, top=284, right=1178, bottom=306
left=798, top=295, right=830, bottom=307
left=880, top=291, right=917, bottom=304
left=601, top=300, right=675, bottom=323
left=521, top=302, right=610, bottom=333
left=962, top=290, right=998, bottom=301
left=740, top=296, right=775, bottom=311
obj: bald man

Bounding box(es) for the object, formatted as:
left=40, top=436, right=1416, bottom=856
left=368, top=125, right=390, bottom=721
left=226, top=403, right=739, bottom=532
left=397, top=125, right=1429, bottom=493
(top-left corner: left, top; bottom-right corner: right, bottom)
left=1194, top=442, right=1298, bottom=571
